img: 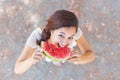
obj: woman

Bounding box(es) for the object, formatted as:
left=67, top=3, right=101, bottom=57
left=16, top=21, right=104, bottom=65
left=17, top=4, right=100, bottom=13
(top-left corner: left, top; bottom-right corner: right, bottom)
left=14, top=10, right=95, bottom=74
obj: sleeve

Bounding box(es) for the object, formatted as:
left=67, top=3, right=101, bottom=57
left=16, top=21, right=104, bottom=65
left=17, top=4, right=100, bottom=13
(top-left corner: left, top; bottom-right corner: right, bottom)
left=26, top=27, right=42, bottom=49
left=74, top=27, right=83, bottom=40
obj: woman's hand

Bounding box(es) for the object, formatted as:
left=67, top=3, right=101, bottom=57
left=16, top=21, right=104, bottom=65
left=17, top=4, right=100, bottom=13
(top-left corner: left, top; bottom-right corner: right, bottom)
left=31, top=47, right=45, bottom=64
left=68, top=50, right=95, bottom=64
left=68, top=50, right=81, bottom=64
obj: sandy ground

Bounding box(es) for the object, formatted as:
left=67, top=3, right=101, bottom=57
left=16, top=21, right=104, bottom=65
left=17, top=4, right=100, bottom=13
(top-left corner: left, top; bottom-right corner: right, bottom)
left=0, top=0, right=120, bottom=80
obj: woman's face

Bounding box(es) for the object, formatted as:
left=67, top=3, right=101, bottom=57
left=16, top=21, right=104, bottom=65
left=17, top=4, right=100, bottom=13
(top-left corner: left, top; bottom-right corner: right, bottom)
left=49, top=27, right=76, bottom=47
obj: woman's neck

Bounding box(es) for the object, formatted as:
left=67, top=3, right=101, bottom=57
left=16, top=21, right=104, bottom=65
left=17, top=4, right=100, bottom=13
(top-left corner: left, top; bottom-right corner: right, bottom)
left=47, top=38, right=54, bottom=44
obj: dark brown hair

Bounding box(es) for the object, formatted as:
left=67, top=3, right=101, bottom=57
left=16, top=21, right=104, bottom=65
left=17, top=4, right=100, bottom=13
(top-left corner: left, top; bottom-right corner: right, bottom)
left=37, top=10, right=78, bottom=45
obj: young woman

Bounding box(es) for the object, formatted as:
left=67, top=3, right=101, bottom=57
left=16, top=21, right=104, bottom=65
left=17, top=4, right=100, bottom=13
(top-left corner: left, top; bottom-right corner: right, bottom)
left=14, top=10, right=95, bottom=74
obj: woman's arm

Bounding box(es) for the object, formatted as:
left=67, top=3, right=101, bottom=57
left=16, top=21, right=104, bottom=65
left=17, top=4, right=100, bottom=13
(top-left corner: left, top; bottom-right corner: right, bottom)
left=14, top=44, right=43, bottom=74
left=68, top=34, right=95, bottom=64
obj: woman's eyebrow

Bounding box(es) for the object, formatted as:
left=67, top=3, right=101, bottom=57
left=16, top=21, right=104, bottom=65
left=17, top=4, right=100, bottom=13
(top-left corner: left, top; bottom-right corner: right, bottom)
left=60, top=32, right=75, bottom=37
left=60, top=32, right=65, bottom=35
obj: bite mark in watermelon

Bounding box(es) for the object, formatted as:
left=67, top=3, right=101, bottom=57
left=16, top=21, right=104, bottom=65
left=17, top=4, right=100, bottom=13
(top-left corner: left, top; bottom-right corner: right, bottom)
left=41, top=41, right=72, bottom=62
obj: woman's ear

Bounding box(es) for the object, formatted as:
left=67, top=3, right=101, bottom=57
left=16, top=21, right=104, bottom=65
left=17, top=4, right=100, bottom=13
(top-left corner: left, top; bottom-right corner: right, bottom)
left=50, top=29, right=54, bottom=34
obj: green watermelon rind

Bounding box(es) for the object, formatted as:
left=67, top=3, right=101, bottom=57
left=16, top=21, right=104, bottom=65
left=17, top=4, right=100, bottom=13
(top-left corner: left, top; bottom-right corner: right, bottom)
left=43, top=50, right=70, bottom=62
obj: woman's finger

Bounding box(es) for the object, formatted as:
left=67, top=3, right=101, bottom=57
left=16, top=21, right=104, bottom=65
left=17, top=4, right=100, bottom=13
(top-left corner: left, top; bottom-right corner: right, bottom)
left=33, top=56, right=42, bottom=61
left=34, top=54, right=42, bottom=58
left=32, top=55, right=42, bottom=64
left=35, top=49, right=45, bottom=58
left=71, top=51, right=81, bottom=57
left=35, top=46, right=43, bottom=52
left=68, top=58, right=80, bottom=64
left=68, top=57, right=80, bottom=62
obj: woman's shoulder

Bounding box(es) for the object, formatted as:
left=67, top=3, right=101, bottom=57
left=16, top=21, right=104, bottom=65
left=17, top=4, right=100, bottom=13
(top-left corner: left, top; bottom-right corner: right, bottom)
left=74, top=27, right=83, bottom=40
left=26, top=27, right=42, bottom=49
left=33, top=27, right=42, bottom=33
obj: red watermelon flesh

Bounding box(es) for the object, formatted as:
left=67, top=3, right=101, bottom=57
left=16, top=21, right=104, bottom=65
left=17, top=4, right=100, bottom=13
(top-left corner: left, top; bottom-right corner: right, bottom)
left=41, top=41, right=72, bottom=62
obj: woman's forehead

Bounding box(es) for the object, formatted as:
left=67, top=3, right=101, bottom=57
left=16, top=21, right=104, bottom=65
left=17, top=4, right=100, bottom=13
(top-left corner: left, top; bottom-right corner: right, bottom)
left=54, top=27, right=76, bottom=36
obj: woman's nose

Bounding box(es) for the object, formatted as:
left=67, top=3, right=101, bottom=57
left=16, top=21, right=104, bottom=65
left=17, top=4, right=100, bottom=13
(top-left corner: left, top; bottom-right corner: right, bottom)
left=60, top=39, right=68, bottom=46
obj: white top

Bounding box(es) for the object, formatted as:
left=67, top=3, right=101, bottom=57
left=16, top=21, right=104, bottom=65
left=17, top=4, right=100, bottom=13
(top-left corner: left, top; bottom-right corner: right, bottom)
left=26, top=27, right=82, bottom=49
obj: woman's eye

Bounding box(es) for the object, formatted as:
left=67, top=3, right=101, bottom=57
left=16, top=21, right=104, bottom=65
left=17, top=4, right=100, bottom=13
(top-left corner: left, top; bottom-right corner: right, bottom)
left=68, top=37, right=73, bottom=40
left=59, top=34, right=65, bottom=38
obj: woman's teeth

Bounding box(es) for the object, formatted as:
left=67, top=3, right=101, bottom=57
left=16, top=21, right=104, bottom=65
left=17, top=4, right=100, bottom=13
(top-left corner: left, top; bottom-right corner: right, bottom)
left=57, top=43, right=64, bottom=47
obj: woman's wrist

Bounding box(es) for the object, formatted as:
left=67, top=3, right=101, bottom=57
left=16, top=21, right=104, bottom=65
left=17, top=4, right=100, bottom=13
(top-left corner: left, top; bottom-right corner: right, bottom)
left=29, top=57, right=37, bottom=65
left=78, top=51, right=95, bottom=64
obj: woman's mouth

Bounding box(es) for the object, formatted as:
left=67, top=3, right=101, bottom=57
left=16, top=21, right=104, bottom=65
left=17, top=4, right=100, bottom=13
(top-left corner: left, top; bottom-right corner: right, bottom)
left=57, top=43, right=65, bottom=47
left=57, top=43, right=61, bottom=47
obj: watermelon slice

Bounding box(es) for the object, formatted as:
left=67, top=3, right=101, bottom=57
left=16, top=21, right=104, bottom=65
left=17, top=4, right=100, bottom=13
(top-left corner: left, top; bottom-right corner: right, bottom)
left=41, top=41, right=72, bottom=62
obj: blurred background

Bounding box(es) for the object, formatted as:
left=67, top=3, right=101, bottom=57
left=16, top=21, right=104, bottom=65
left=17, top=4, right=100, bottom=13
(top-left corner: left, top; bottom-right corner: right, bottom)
left=0, top=0, right=120, bottom=80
